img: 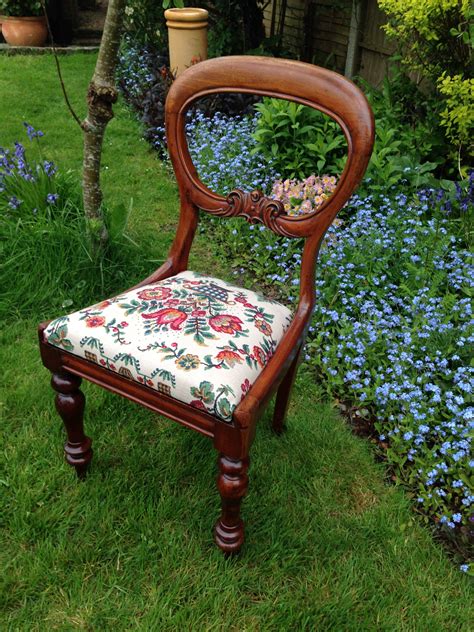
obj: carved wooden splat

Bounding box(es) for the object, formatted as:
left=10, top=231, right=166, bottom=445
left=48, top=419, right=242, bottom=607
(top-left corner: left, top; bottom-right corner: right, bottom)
left=213, top=189, right=293, bottom=236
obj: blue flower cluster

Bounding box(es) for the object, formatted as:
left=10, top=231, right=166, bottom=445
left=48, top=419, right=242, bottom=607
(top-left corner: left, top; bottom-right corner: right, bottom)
left=1, top=124, right=59, bottom=216
left=184, top=110, right=473, bottom=570
left=186, top=110, right=278, bottom=195
left=307, top=193, right=472, bottom=536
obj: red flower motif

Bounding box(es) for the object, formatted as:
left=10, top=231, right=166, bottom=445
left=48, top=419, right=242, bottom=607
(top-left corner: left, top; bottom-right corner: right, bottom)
left=192, top=309, right=206, bottom=317
left=215, top=349, right=243, bottom=367
left=142, top=308, right=187, bottom=330
left=254, top=319, right=272, bottom=336
left=209, top=314, right=243, bottom=334
left=137, top=287, right=172, bottom=301
left=166, top=299, right=180, bottom=307
left=235, top=294, right=247, bottom=304
left=253, top=345, right=266, bottom=368
left=121, top=321, right=128, bottom=327
left=86, top=315, right=106, bottom=328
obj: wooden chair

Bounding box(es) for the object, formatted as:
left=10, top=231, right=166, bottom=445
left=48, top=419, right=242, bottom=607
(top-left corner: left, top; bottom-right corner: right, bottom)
left=38, top=56, right=374, bottom=553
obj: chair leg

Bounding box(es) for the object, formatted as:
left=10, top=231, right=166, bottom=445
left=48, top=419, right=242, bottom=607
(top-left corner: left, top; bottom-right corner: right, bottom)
left=51, top=371, right=92, bottom=479
left=272, top=346, right=302, bottom=435
left=214, top=453, right=249, bottom=554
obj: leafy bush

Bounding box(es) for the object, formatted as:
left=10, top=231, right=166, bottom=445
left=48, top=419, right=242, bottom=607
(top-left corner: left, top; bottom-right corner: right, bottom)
left=122, top=0, right=265, bottom=54
left=437, top=74, right=474, bottom=162
left=0, top=0, right=44, bottom=17
left=378, top=0, right=473, bottom=168
left=123, top=0, right=168, bottom=47
left=252, top=98, right=347, bottom=179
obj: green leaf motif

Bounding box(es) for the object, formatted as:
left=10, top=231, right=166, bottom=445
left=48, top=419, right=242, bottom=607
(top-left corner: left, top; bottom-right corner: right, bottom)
left=190, top=381, right=215, bottom=404
left=217, top=397, right=233, bottom=420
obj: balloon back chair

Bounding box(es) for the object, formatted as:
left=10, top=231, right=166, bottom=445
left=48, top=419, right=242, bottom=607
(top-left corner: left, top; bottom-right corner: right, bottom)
left=38, top=56, right=374, bottom=554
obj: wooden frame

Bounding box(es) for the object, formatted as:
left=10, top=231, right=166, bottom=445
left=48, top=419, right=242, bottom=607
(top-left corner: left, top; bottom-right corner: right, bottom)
left=38, top=56, right=374, bottom=553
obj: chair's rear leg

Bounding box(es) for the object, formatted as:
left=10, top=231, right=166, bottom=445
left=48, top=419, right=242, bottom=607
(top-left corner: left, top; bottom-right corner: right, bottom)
left=51, top=371, right=92, bottom=479
left=272, top=345, right=302, bottom=435
left=214, top=454, right=249, bottom=554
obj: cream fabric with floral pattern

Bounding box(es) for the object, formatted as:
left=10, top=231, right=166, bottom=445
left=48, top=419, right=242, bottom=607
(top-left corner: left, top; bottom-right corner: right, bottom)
left=44, top=271, right=292, bottom=422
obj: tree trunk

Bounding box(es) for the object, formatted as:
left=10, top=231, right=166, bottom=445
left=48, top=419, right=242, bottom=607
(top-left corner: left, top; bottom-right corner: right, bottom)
left=82, top=0, right=125, bottom=250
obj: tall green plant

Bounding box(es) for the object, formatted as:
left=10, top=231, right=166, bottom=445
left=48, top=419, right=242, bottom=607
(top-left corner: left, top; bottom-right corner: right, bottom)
left=252, top=98, right=346, bottom=179
left=378, top=0, right=473, bottom=171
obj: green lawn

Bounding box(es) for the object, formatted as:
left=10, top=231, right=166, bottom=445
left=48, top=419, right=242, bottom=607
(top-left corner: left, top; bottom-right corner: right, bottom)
left=0, top=54, right=472, bottom=630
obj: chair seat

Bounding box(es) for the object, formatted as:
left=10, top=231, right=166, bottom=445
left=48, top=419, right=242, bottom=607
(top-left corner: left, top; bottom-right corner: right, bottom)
left=44, top=271, right=292, bottom=422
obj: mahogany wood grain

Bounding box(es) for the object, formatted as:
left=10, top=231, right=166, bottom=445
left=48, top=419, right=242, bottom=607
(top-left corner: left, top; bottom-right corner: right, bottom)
left=38, top=56, right=374, bottom=553
left=51, top=371, right=92, bottom=478
left=215, top=454, right=250, bottom=553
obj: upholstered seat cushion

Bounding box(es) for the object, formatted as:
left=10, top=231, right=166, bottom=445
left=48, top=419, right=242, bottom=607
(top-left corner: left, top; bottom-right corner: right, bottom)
left=44, top=271, right=292, bottom=422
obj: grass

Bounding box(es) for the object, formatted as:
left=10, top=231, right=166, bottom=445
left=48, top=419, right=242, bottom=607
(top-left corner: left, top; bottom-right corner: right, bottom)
left=0, top=53, right=472, bottom=630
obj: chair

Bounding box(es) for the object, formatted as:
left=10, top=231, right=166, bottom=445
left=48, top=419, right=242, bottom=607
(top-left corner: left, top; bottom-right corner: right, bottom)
left=38, top=56, right=374, bottom=553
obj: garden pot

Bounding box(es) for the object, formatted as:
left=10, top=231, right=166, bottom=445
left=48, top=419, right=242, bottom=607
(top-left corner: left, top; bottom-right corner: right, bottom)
left=2, top=16, right=48, bottom=47
left=165, top=7, right=208, bottom=77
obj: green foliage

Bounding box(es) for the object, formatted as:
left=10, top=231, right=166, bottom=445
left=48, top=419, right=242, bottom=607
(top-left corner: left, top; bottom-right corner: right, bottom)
left=378, top=0, right=473, bottom=168
left=437, top=74, right=474, bottom=167
left=162, top=0, right=183, bottom=8
left=124, top=0, right=168, bottom=46
left=252, top=98, right=347, bottom=179
left=122, top=0, right=266, bottom=54
left=378, top=0, right=471, bottom=79
left=0, top=0, right=44, bottom=16
left=1, top=130, right=135, bottom=320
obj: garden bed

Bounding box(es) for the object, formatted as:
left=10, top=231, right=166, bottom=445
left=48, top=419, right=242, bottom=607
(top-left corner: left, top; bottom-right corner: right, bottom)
left=116, top=44, right=474, bottom=571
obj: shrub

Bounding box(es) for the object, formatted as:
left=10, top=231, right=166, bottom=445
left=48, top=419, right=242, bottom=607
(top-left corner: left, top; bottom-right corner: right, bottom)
left=378, top=0, right=473, bottom=168
left=252, top=98, right=347, bottom=179
left=437, top=74, right=474, bottom=165
left=0, top=0, right=44, bottom=17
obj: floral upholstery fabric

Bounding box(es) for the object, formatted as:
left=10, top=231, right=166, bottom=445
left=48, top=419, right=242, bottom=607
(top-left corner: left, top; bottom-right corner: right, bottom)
left=44, top=271, right=292, bottom=422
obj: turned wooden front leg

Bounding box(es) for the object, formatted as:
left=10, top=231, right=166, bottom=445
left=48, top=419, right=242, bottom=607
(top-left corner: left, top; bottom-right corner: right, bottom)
left=51, top=371, right=92, bottom=478
left=214, top=454, right=249, bottom=554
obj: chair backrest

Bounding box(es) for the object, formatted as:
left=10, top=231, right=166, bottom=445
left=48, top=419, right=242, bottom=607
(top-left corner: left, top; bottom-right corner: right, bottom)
left=165, top=56, right=374, bottom=309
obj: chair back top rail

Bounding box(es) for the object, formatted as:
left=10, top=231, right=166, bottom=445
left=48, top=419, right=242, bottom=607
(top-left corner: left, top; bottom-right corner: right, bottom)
left=165, top=56, right=374, bottom=239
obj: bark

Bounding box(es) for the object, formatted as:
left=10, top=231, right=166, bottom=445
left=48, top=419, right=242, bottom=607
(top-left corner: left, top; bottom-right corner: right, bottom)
left=82, top=0, right=126, bottom=249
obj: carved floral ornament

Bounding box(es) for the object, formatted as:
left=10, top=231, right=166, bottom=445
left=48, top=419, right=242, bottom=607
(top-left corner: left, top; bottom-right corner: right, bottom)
left=212, top=189, right=301, bottom=236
